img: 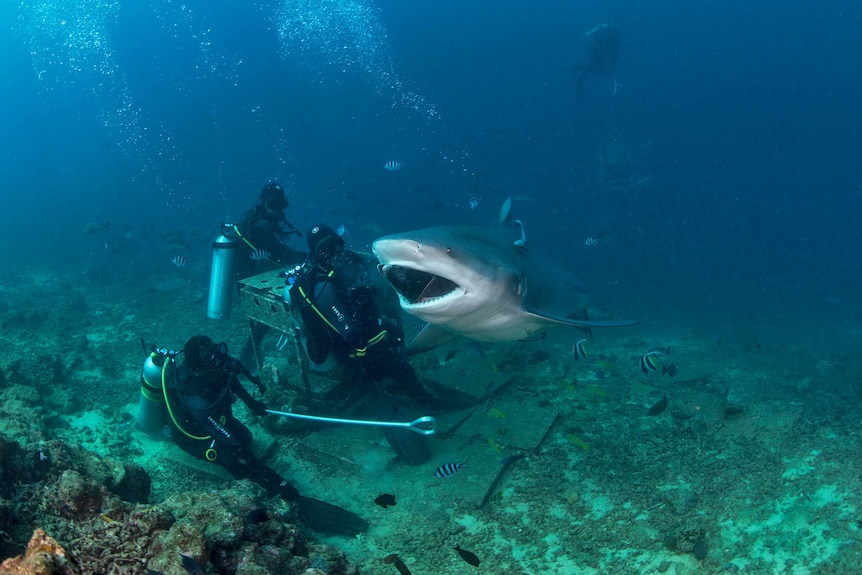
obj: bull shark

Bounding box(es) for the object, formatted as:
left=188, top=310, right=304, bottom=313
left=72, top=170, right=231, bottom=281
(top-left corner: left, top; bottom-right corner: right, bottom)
left=372, top=226, right=637, bottom=354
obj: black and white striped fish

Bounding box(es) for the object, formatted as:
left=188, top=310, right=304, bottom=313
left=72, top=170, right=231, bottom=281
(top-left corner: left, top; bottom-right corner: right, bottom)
left=484, top=396, right=496, bottom=413
left=640, top=347, right=670, bottom=374
left=573, top=338, right=589, bottom=360
left=171, top=255, right=191, bottom=268
left=434, top=461, right=467, bottom=478
left=464, top=433, right=482, bottom=447
left=249, top=249, right=270, bottom=261
left=584, top=236, right=600, bottom=247
left=384, top=160, right=402, bottom=171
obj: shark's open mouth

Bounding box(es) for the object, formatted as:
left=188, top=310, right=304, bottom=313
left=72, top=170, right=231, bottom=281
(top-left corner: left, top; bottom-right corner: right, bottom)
left=379, top=264, right=460, bottom=304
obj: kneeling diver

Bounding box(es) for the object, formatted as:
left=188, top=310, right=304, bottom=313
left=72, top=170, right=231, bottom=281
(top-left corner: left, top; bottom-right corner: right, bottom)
left=138, top=335, right=368, bottom=536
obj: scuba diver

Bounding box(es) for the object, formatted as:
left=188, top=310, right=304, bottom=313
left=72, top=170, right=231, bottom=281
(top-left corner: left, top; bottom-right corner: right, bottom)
left=287, top=224, right=437, bottom=465
left=575, top=23, right=621, bottom=96
left=225, top=182, right=306, bottom=368
left=230, top=182, right=305, bottom=279
left=139, top=335, right=368, bottom=536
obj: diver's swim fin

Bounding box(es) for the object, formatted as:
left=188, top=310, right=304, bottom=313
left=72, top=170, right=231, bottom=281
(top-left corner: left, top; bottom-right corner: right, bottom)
left=383, top=427, right=431, bottom=466
left=296, top=496, right=369, bottom=536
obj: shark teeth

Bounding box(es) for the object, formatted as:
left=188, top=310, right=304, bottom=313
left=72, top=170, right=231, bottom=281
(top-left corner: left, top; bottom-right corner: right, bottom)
left=380, top=264, right=460, bottom=304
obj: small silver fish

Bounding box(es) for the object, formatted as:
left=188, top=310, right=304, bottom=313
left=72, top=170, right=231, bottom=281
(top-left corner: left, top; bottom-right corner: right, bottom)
left=384, top=160, right=402, bottom=171
left=434, top=461, right=467, bottom=478
left=172, top=255, right=191, bottom=268
left=336, top=224, right=348, bottom=237
left=249, top=249, right=270, bottom=261
left=469, top=196, right=480, bottom=210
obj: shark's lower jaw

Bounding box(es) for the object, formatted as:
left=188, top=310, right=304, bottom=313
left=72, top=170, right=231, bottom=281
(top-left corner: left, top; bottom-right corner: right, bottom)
left=379, top=264, right=460, bottom=305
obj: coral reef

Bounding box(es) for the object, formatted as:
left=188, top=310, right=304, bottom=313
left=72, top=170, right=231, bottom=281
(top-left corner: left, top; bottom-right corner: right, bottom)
left=0, top=529, right=80, bottom=575
left=0, top=429, right=356, bottom=575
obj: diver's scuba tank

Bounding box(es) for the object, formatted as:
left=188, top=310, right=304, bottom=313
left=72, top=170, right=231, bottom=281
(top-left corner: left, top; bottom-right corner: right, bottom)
left=207, top=227, right=238, bottom=320
left=281, top=263, right=304, bottom=308
left=136, top=348, right=178, bottom=436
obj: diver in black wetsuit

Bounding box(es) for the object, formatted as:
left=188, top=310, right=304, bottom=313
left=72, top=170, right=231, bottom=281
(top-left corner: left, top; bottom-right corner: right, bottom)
left=575, top=23, right=621, bottom=96
left=288, top=225, right=436, bottom=465
left=231, top=182, right=305, bottom=280
left=231, top=182, right=306, bottom=370
left=163, top=335, right=367, bottom=535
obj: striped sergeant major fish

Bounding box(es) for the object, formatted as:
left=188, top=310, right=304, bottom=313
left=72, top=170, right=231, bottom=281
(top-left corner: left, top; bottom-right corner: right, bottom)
left=249, top=249, right=270, bottom=261
left=384, top=160, right=402, bottom=171
left=171, top=255, right=191, bottom=268
left=434, top=461, right=467, bottom=478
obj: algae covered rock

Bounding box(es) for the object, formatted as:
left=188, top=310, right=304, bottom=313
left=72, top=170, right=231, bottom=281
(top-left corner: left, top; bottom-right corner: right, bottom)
left=0, top=528, right=81, bottom=575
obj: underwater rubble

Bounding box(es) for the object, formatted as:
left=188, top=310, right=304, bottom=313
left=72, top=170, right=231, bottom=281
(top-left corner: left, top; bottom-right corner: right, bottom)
left=0, top=385, right=356, bottom=575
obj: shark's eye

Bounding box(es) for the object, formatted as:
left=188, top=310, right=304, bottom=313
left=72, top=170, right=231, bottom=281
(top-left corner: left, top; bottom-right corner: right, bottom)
left=446, top=248, right=453, bottom=255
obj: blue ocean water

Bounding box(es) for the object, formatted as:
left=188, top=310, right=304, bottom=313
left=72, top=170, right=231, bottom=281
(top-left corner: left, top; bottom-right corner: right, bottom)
left=2, top=0, right=861, bottom=346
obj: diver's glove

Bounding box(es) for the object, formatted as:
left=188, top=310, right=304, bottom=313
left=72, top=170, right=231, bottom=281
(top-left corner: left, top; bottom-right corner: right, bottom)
left=247, top=398, right=268, bottom=417
left=278, top=479, right=300, bottom=501
left=240, top=364, right=267, bottom=394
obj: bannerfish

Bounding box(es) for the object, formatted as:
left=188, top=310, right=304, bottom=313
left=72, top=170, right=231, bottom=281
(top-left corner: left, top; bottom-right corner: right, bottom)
left=640, top=347, right=670, bottom=374
left=573, top=338, right=589, bottom=360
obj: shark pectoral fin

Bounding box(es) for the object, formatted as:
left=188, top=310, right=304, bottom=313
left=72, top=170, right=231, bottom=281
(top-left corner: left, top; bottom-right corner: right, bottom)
left=406, top=324, right=460, bottom=356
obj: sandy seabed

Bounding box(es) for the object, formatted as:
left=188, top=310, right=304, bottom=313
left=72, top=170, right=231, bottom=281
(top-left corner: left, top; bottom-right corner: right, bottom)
left=0, top=268, right=859, bottom=575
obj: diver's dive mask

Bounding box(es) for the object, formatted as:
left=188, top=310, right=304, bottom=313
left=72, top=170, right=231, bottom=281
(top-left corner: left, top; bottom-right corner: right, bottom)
left=205, top=341, right=232, bottom=371
left=315, top=236, right=344, bottom=266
